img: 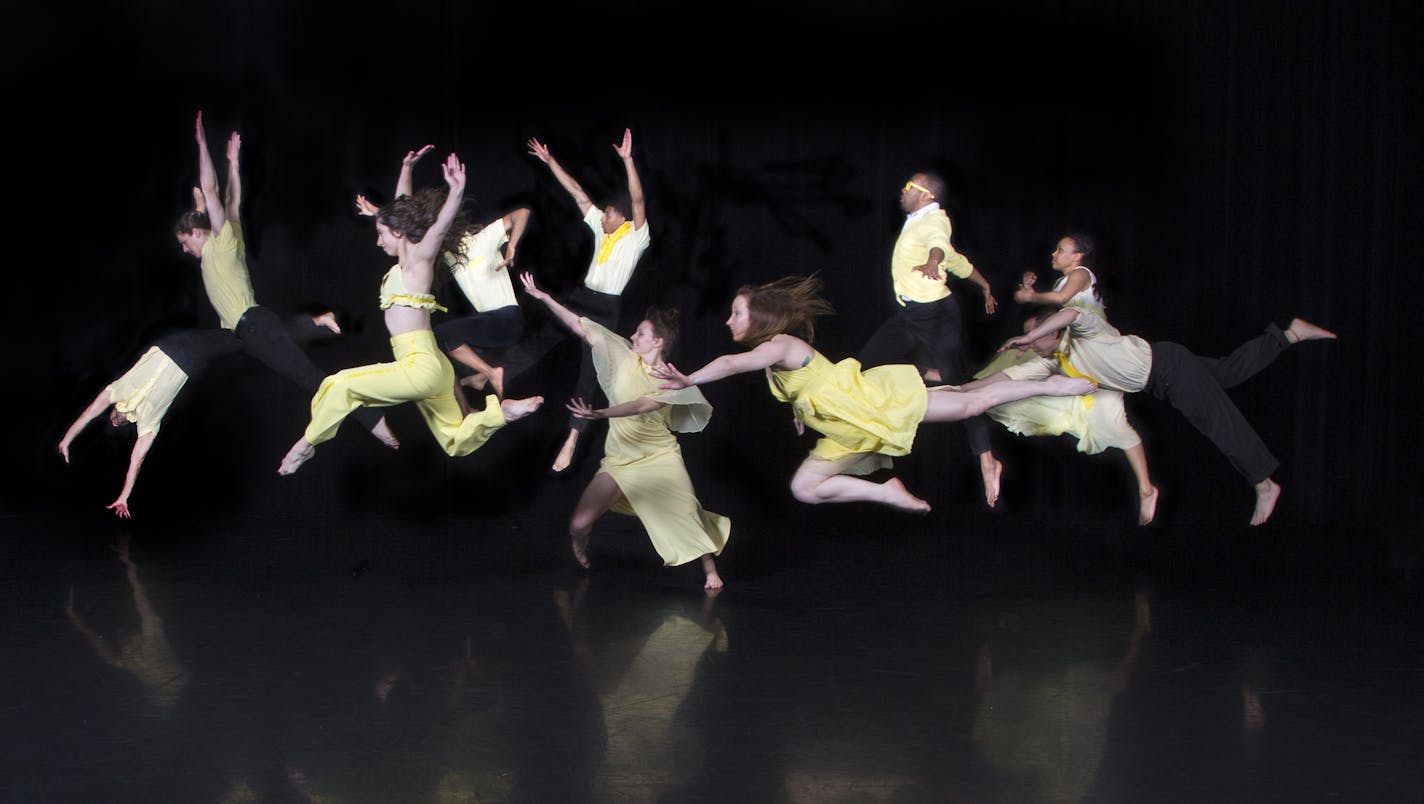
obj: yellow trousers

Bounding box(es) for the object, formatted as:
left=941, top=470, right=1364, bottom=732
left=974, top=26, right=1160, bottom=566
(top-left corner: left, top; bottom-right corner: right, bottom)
left=304, top=329, right=505, bottom=456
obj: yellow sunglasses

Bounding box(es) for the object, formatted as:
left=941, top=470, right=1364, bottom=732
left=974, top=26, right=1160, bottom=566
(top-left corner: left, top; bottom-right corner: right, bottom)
left=903, top=180, right=935, bottom=198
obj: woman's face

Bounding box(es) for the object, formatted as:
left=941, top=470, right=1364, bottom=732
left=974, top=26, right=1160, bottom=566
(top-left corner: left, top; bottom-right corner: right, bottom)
left=375, top=222, right=403, bottom=257
left=630, top=320, right=662, bottom=359
left=726, top=295, right=752, bottom=343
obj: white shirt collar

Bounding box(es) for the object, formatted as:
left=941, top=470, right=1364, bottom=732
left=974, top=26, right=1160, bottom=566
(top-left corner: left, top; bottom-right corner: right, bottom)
left=904, top=201, right=941, bottom=226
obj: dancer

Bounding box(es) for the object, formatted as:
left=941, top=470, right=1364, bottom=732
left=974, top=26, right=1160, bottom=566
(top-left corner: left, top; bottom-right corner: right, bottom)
left=356, top=145, right=530, bottom=399
left=992, top=306, right=1336, bottom=525
left=654, top=276, right=1094, bottom=513
left=858, top=172, right=1005, bottom=507
left=278, top=152, right=543, bottom=475
left=505, top=129, right=650, bottom=473
left=174, top=111, right=397, bottom=447
left=1012, top=233, right=1105, bottom=315
left=521, top=273, right=729, bottom=589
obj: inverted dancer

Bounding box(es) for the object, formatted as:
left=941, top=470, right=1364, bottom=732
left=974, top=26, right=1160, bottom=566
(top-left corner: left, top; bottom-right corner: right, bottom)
left=858, top=172, right=1005, bottom=506
left=522, top=273, right=730, bottom=588
left=502, top=129, right=650, bottom=473
left=174, top=111, right=397, bottom=448
left=653, top=276, right=1094, bottom=513
left=278, top=152, right=543, bottom=475
left=990, top=306, right=1336, bottom=525
left=59, top=315, right=337, bottom=516
left=356, top=145, right=530, bottom=400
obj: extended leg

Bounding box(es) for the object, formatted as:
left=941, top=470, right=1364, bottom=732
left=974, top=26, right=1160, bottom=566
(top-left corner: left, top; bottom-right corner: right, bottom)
left=568, top=472, right=625, bottom=568
left=789, top=455, right=931, bottom=513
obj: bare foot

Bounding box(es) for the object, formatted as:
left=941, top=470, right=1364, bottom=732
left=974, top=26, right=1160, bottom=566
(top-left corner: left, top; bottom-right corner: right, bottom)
left=1043, top=375, right=1098, bottom=397
left=1138, top=485, right=1159, bottom=526
left=369, top=417, right=400, bottom=449
left=702, top=555, right=724, bottom=590
left=552, top=428, right=579, bottom=473
left=1250, top=478, right=1280, bottom=526
left=980, top=455, right=1003, bottom=508
left=704, top=571, right=724, bottom=590
left=278, top=438, right=316, bottom=475
left=1285, top=317, right=1338, bottom=343
left=923, top=368, right=943, bottom=384
left=485, top=366, right=505, bottom=398
left=459, top=374, right=488, bottom=391
left=500, top=396, right=544, bottom=422
left=311, top=312, right=342, bottom=335
left=882, top=476, right=932, bottom=514
left=571, top=531, right=591, bottom=568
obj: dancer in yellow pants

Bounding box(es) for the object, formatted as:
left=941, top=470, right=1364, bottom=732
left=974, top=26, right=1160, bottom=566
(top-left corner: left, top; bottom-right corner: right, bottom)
left=279, top=149, right=542, bottom=475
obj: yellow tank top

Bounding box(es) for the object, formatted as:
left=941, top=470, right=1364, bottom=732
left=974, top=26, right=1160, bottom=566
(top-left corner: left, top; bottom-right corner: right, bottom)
left=379, top=266, right=447, bottom=312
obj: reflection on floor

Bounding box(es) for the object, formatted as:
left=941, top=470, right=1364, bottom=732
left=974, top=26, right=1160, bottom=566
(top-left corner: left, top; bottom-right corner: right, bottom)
left=4, top=510, right=1423, bottom=803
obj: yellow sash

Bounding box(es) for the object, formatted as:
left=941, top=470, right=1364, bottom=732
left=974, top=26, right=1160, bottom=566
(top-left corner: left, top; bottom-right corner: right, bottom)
left=595, top=221, right=632, bottom=265
left=1054, top=350, right=1097, bottom=410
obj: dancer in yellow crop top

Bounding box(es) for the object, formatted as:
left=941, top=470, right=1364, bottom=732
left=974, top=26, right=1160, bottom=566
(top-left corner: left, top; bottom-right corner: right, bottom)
left=653, top=276, right=1095, bottom=513
left=277, top=150, right=544, bottom=475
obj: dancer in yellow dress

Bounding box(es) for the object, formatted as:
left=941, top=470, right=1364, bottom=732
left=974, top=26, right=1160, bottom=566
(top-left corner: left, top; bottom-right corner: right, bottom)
left=521, top=273, right=729, bottom=588
left=654, top=276, right=1095, bottom=513
left=278, top=151, right=543, bottom=475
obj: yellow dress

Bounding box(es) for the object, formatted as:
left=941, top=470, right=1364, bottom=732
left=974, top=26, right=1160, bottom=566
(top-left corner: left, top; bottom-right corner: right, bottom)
left=768, top=351, right=928, bottom=476
left=585, top=320, right=729, bottom=566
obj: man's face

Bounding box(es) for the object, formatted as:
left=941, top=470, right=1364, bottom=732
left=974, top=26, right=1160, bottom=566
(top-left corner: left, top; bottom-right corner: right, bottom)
left=899, top=174, right=935, bottom=214
left=109, top=408, right=130, bottom=427
left=601, top=205, right=628, bottom=234
left=176, top=228, right=209, bottom=258
left=1050, top=237, right=1083, bottom=273
left=1023, top=317, right=1061, bottom=357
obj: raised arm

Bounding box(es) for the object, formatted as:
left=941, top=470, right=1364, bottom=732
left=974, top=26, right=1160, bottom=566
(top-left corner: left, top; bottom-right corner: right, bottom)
left=1013, top=267, right=1090, bottom=306
left=613, top=129, right=647, bottom=229
left=194, top=111, right=227, bottom=233
left=496, top=208, right=531, bottom=271
left=108, top=432, right=156, bottom=519
left=59, top=390, right=114, bottom=463
left=528, top=137, right=593, bottom=215
left=406, top=153, right=467, bottom=272
left=654, top=338, right=796, bottom=389
left=222, top=131, right=242, bottom=224
left=396, top=144, right=433, bottom=198
left=520, top=272, right=587, bottom=340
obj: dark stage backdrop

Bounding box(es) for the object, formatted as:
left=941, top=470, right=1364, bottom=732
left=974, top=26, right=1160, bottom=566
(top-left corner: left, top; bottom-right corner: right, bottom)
left=5, top=1, right=1419, bottom=564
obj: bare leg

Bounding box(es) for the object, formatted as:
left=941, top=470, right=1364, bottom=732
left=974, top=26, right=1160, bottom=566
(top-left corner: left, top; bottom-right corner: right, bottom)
left=923, top=375, right=1096, bottom=422
left=1285, top=318, right=1337, bottom=343
left=1122, top=443, right=1159, bottom=525
left=1250, top=477, right=1281, bottom=526
left=278, top=437, right=316, bottom=475
left=569, top=472, right=624, bottom=568
left=701, top=554, right=724, bottom=590
left=448, top=345, right=505, bottom=397
left=500, top=396, right=544, bottom=422
left=453, top=379, right=471, bottom=417
left=369, top=417, right=400, bottom=449
left=790, top=456, right=931, bottom=513
left=552, top=428, right=580, bottom=473
left=978, top=451, right=1003, bottom=508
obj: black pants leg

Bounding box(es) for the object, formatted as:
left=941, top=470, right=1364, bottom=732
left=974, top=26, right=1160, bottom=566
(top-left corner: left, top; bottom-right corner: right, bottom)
left=1146, top=341, right=1279, bottom=484
left=236, top=306, right=383, bottom=431
left=1197, top=323, right=1291, bottom=390
left=858, top=296, right=992, bottom=456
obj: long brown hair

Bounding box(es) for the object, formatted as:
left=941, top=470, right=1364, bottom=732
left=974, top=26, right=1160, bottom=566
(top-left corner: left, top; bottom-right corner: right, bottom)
left=375, top=188, right=474, bottom=263
left=735, top=274, right=835, bottom=346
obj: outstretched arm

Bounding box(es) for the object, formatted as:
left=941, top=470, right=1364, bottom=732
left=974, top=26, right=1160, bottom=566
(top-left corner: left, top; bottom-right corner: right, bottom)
left=613, top=129, right=646, bottom=229
left=1003, top=307, right=1080, bottom=352
left=108, top=432, right=156, bottom=519
left=222, top=131, right=242, bottom=224
left=520, top=272, right=588, bottom=341
left=962, top=266, right=998, bottom=314
left=653, top=339, right=793, bottom=389
left=528, top=138, right=593, bottom=215
left=396, top=144, right=433, bottom=198
left=194, top=111, right=227, bottom=232
left=496, top=208, right=531, bottom=271
left=59, top=390, right=114, bottom=463
left=567, top=396, right=666, bottom=420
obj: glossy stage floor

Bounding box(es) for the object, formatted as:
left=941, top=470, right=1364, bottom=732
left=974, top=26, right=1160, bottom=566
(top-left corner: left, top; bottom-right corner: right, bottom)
left=5, top=497, right=1421, bottom=803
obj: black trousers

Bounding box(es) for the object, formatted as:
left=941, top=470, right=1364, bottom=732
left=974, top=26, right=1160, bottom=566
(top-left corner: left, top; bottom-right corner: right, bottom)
left=1144, top=323, right=1291, bottom=485
left=235, top=306, right=383, bottom=431
left=858, top=294, right=992, bottom=456
left=435, top=306, right=526, bottom=377
left=499, top=287, right=621, bottom=434
left=155, top=329, right=242, bottom=379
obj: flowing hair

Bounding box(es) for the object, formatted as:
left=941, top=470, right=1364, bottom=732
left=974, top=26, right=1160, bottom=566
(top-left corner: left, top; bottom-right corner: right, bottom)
left=375, top=188, right=475, bottom=265
left=734, top=274, right=835, bottom=346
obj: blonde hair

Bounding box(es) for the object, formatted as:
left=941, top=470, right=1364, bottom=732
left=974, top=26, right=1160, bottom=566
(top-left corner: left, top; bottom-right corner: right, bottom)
left=734, top=274, right=834, bottom=346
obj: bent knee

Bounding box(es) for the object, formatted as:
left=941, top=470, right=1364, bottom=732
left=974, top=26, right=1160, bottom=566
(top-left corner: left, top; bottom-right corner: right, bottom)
left=790, top=475, right=826, bottom=504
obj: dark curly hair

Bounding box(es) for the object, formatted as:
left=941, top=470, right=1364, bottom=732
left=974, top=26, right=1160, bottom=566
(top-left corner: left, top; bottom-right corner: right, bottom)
left=644, top=306, right=680, bottom=358
left=375, top=188, right=474, bottom=265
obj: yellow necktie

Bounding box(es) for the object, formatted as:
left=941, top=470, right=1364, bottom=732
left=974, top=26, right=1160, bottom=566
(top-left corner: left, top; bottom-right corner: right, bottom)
left=596, top=222, right=632, bottom=265
left=1054, top=350, right=1096, bottom=410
